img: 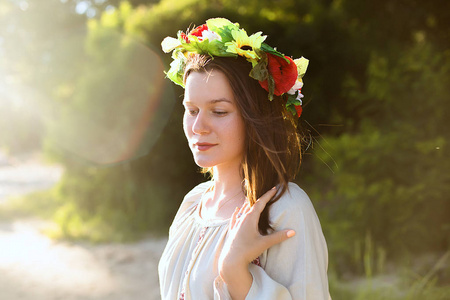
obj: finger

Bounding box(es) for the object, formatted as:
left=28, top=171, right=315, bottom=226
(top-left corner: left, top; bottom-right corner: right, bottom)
left=263, top=229, right=296, bottom=249
left=230, top=207, right=239, bottom=228
left=234, top=202, right=247, bottom=223
left=253, top=187, right=278, bottom=213
left=243, top=201, right=251, bottom=214
left=239, top=201, right=249, bottom=214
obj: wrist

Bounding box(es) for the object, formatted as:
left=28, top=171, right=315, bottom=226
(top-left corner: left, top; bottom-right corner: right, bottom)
left=219, top=261, right=252, bottom=300
left=219, top=258, right=249, bottom=282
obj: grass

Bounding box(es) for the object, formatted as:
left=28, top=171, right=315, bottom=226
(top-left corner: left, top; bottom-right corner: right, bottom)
left=0, top=184, right=168, bottom=243
left=0, top=189, right=58, bottom=221
left=329, top=251, right=450, bottom=300
left=330, top=277, right=450, bottom=300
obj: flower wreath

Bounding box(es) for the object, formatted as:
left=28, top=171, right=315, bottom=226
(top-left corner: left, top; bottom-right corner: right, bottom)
left=161, top=18, right=309, bottom=118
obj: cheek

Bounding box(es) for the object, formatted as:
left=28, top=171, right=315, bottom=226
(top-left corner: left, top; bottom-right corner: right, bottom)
left=226, top=117, right=246, bottom=148
left=237, top=124, right=247, bottom=149
left=183, top=114, right=192, bottom=138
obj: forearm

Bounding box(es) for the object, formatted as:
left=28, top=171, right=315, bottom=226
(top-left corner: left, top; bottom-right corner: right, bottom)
left=219, top=259, right=252, bottom=300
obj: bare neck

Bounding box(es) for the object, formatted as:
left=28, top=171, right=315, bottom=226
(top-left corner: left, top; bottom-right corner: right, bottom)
left=200, top=164, right=245, bottom=221
left=211, top=164, right=243, bottom=200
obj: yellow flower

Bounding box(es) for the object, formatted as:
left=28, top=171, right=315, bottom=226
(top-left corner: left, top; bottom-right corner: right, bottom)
left=225, top=29, right=266, bottom=60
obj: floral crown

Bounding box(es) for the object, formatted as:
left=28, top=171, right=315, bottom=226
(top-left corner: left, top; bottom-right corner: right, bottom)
left=161, top=18, right=309, bottom=118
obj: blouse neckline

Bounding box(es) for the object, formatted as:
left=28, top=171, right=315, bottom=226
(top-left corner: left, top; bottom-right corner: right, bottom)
left=194, top=182, right=231, bottom=227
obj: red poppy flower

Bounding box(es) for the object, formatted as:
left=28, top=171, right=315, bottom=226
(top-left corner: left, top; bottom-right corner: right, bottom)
left=190, top=24, right=208, bottom=38
left=180, top=32, right=189, bottom=43
left=294, top=104, right=303, bottom=118
left=259, top=53, right=298, bottom=96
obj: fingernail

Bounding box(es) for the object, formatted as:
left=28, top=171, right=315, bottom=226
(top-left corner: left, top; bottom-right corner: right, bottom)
left=286, top=230, right=296, bottom=238
left=271, top=186, right=277, bottom=190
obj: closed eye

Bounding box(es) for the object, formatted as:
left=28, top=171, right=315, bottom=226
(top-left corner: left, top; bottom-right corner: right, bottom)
left=185, top=109, right=198, bottom=116
left=213, top=111, right=228, bottom=116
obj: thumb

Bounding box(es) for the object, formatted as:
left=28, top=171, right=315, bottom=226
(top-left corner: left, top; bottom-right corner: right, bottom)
left=264, top=229, right=296, bottom=248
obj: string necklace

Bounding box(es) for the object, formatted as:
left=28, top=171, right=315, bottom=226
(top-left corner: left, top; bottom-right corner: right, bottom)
left=202, top=187, right=244, bottom=219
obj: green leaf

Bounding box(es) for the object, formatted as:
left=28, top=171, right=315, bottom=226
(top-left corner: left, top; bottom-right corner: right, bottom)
left=261, top=43, right=289, bottom=62
left=206, top=18, right=238, bottom=30
left=206, top=18, right=240, bottom=43
left=182, top=39, right=207, bottom=54
left=286, top=104, right=297, bottom=117
left=286, top=93, right=302, bottom=106
left=166, top=50, right=186, bottom=87
left=249, top=51, right=269, bottom=81
left=208, top=40, right=236, bottom=57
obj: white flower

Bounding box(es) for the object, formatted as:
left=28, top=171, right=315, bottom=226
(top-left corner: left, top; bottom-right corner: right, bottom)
left=297, top=93, right=304, bottom=104
left=161, top=37, right=181, bottom=53
left=287, top=80, right=304, bottom=95
left=200, top=30, right=221, bottom=41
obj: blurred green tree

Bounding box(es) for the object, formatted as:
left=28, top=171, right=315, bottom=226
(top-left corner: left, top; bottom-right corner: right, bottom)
left=2, top=0, right=448, bottom=280
left=301, top=0, right=450, bottom=275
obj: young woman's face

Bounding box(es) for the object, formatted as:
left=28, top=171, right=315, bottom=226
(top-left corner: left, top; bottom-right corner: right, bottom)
left=183, top=69, right=246, bottom=170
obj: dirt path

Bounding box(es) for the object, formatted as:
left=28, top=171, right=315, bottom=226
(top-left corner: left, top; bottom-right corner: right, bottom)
left=0, top=151, right=63, bottom=204
left=0, top=152, right=167, bottom=300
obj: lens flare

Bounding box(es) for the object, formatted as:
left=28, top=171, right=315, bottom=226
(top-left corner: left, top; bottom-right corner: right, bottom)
left=46, top=29, right=175, bottom=165
left=1, top=6, right=175, bottom=165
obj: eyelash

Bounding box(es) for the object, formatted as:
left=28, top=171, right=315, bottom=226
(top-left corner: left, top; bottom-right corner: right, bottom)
left=185, top=109, right=228, bottom=116
left=213, top=111, right=228, bottom=116
left=187, top=109, right=198, bottom=116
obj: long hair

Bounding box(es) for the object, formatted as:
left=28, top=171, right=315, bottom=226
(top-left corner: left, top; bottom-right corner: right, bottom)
left=184, top=55, right=303, bottom=235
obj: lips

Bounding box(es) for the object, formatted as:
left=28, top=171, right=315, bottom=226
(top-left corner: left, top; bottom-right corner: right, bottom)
left=194, top=142, right=217, bottom=151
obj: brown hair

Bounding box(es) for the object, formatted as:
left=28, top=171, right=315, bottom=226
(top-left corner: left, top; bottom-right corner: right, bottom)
left=184, top=55, right=303, bottom=235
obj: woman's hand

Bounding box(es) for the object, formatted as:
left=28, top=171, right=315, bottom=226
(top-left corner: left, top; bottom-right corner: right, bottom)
left=218, top=187, right=296, bottom=299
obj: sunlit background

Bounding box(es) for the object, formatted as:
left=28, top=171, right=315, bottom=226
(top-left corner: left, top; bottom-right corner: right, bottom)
left=0, top=0, right=449, bottom=299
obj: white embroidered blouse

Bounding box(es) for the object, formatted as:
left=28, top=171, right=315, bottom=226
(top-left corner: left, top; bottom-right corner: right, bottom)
left=158, top=181, right=331, bottom=299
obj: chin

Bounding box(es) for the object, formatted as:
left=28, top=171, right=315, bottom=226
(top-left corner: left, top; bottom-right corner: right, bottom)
left=193, top=158, right=216, bottom=168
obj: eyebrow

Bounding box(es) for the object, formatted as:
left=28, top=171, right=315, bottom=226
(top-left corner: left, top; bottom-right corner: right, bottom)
left=210, top=98, right=233, bottom=104
left=183, top=98, right=233, bottom=104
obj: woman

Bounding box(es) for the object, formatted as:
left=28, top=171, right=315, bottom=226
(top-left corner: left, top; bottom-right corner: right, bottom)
left=159, top=18, right=331, bottom=299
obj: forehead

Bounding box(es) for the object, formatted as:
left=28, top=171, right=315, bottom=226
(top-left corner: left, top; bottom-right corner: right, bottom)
left=184, top=69, right=235, bottom=104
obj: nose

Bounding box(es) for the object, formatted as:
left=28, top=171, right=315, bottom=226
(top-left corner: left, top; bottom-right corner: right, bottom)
left=192, top=111, right=210, bottom=135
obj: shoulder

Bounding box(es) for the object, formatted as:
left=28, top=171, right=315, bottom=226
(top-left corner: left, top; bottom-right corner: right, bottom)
left=183, top=181, right=213, bottom=203
left=269, top=182, right=321, bottom=228
left=175, top=181, right=212, bottom=216
left=271, top=182, right=314, bottom=214
left=267, top=182, right=329, bottom=263
left=169, top=181, right=212, bottom=233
